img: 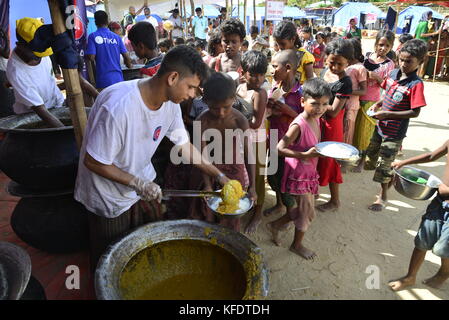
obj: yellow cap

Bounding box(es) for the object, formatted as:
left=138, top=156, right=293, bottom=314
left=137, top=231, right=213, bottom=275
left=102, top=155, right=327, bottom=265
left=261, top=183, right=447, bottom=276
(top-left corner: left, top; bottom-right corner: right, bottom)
left=16, top=17, right=53, bottom=57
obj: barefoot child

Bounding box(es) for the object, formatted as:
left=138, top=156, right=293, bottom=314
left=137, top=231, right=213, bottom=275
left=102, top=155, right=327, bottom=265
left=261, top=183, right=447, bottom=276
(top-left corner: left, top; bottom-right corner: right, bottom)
left=237, top=51, right=268, bottom=234
left=317, top=39, right=353, bottom=212
left=264, top=50, right=301, bottom=218
left=389, top=140, right=449, bottom=291
left=210, top=18, right=246, bottom=74
left=267, top=78, right=331, bottom=259
left=344, top=38, right=367, bottom=146
left=353, top=30, right=395, bottom=172
left=188, top=72, right=256, bottom=232
left=366, top=39, right=428, bottom=211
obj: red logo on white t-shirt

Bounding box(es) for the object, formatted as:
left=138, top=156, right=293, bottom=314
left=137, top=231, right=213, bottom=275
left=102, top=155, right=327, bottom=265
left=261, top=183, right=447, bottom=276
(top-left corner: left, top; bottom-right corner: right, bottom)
left=153, top=126, right=162, bottom=141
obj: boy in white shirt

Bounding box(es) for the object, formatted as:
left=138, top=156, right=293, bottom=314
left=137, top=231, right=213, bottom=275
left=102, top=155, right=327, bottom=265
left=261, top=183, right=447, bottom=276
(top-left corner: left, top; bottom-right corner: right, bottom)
left=6, top=18, right=64, bottom=127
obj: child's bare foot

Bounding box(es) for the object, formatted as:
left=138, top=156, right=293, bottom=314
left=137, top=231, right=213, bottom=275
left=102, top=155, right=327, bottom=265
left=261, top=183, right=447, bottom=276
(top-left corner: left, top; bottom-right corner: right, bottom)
left=245, top=216, right=262, bottom=234
left=289, top=245, right=316, bottom=260
left=316, top=201, right=339, bottom=212
left=266, top=222, right=282, bottom=246
left=351, top=163, right=363, bottom=173
left=388, top=276, right=416, bottom=291
left=423, top=273, right=449, bottom=289
left=368, top=198, right=386, bottom=212
left=263, top=203, right=285, bottom=217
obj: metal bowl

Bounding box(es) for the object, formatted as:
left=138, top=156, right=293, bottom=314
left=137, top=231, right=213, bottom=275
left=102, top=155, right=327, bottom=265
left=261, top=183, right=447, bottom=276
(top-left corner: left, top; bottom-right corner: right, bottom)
left=206, top=191, right=254, bottom=219
left=0, top=242, right=32, bottom=300
left=394, top=166, right=442, bottom=200
left=95, top=220, right=268, bottom=300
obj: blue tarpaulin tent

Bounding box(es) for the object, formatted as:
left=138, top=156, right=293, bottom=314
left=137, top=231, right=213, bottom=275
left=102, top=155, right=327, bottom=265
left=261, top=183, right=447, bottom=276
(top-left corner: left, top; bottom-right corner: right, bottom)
left=397, top=5, right=444, bottom=35
left=332, top=2, right=384, bottom=28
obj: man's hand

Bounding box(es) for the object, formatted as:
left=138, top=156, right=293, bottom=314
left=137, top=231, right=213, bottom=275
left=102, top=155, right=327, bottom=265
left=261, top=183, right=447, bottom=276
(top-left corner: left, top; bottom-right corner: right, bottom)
left=216, top=173, right=230, bottom=186
left=128, top=176, right=162, bottom=203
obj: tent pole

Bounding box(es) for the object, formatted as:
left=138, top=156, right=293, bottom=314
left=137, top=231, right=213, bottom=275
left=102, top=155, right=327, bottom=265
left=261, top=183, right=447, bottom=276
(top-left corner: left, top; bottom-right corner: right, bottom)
left=264, top=4, right=267, bottom=35
left=244, top=0, right=247, bottom=31
left=238, top=0, right=240, bottom=20
left=103, top=0, right=111, bottom=18
left=47, top=0, right=87, bottom=149
left=183, top=0, right=188, bottom=38
left=226, top=0, right=229, bottom=19
left=433, top=21, right=444, bottom=82
left=253, top=0, right=256, bottom=27
left=230, top=0, right=233, bottom=19
left=179, top=0, right=183, bottom=39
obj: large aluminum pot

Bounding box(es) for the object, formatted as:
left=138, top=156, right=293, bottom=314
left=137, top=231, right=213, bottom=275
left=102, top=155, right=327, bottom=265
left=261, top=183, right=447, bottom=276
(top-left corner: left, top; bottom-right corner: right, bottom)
left=95, top=219, right=269, bottom=300
left=0, top=108, right=90, bottom=190
left=394, top=166, right=442, bottom=201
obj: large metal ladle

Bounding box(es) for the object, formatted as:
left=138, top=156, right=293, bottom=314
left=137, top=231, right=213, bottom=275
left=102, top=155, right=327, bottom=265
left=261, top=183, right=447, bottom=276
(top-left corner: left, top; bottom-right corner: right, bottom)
left=162, top=190, right=221, bottom=200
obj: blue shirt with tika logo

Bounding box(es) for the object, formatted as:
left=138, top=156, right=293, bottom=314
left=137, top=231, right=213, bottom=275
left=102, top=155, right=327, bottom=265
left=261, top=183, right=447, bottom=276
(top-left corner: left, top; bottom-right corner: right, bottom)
left=377, top=69, right=426, bottom=140
left=86, top=27, right=127, bottom=89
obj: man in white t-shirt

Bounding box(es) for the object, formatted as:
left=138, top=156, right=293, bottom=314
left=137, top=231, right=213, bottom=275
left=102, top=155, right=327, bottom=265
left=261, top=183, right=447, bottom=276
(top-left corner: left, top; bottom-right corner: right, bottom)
left=143, top=7, right=159, bottom=39
left=74, top=45, right=230, bottom=268
left=6, top=18, right=64, bottom=127
left=168, top=8, right=183, bottom=39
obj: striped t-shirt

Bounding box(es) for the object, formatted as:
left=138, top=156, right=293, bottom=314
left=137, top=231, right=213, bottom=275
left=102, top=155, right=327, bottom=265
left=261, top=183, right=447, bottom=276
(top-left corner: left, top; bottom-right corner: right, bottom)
left=377, top=69, right=426, bottom=140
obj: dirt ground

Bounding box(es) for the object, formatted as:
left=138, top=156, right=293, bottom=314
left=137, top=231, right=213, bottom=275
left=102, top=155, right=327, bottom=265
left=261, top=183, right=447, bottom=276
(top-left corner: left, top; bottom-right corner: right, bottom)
left=241, top=72, right=449, bottom=299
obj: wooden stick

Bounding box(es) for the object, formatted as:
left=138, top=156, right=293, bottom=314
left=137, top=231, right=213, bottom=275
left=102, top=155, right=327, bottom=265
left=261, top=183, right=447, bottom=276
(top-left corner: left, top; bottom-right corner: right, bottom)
left=47, top=0, right=87, bottom=149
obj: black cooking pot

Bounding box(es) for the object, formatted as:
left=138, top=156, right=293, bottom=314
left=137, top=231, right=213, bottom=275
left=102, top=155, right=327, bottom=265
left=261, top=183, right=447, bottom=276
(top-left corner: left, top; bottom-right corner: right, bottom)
left=0, top=108, right=90, bottom=191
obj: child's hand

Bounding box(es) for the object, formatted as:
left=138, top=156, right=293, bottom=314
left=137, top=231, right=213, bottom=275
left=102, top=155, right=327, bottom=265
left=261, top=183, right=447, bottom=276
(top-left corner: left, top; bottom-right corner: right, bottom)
left=304, top=147, right=320, bottom=158
left=373, top=110, right=390, bottom=120
left=391, top=160, right=405, bottom=170
left=247, top=186, right=257, bottom=203
left=267, top=98, right=276, bottom=108
left=368, top=71, right=382, bottom=82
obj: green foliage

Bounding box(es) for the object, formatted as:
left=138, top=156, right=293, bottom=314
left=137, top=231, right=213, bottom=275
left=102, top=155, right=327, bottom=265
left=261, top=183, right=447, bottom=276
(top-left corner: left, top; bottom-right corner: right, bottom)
left=333, top=0, right=342, bottom=7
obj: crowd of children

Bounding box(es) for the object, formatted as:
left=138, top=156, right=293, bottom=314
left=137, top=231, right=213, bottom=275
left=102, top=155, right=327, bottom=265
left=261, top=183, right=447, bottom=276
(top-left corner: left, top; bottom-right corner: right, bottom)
left=114, top=17, right=447, bottom=290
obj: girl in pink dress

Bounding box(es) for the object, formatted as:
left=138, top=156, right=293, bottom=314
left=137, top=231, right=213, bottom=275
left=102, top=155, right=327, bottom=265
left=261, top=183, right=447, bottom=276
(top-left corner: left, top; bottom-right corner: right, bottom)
left=344, top=38, right=367, bottom=146
left=267, top=78, right=331, bottom=260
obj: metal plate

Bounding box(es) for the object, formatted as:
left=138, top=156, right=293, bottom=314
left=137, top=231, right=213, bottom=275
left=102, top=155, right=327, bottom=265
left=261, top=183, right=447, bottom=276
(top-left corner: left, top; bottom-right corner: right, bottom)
left=315, top=141, right=360, bottom=160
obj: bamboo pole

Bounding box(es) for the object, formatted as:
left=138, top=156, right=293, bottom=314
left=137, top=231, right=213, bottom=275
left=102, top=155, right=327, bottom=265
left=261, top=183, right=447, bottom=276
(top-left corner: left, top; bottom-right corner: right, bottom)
left=238, top=0, right=240, bottom=20
left=47, top=0, right=87, bottom=149
left=253, top=0, right=256, bottom=27
left=182, top=0, right=188, bottom=38
left=230, top=0, right=233, bottom=20
left=433, top=20, right=445, bottom=82
left=244, top=0, right=247, bottom=31
left=264, top=3, right=267, bottom=35
left=103, top=0, right=111, bottom=18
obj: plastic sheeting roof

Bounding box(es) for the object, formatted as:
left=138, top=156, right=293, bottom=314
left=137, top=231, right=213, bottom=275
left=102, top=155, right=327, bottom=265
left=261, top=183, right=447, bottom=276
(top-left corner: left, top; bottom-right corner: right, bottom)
left=397, top=5, right=444, bottom=35
left=332, top=2, right=384, bottom=28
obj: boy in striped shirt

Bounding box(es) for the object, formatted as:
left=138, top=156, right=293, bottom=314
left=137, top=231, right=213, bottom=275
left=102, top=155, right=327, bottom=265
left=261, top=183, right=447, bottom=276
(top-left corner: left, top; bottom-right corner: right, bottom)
left=365, top=39, right=428, bottom=211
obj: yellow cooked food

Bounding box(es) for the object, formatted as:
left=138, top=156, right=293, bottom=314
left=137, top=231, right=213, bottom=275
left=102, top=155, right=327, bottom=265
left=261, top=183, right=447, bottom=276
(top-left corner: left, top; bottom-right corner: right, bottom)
left=218, top=180, right=244, bottom=214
